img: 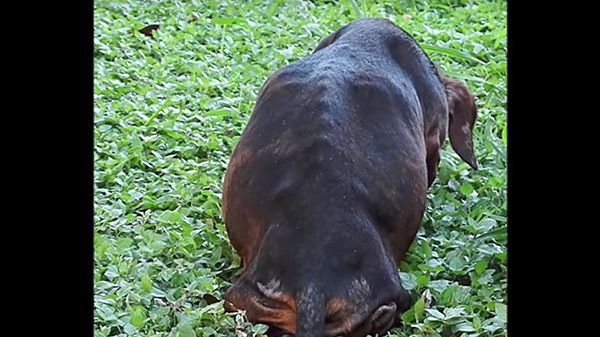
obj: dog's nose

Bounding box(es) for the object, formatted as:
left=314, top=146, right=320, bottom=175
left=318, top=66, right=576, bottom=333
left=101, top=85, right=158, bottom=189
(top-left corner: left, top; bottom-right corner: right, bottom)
left=371, top=302, right=397, bottom=333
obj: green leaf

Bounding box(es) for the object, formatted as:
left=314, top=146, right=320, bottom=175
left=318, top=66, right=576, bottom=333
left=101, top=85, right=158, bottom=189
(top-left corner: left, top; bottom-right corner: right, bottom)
left=444, top=306, right=467, bottom=318
left=252, top=324, right=269, bottom=335
left=453, top=321, right=476, bottom=332
left=140, top=274, right=152, bottom=292
left=474, top=269, right=494, bottom=286
left=115, top=237, right=133, bottom=252
left=427, top=258, right=443, bottom=268
left=445, top=250, right=467, bottom=272
left=159, top=209, right=181, bottom=224
left=212, top=17, right=246, bottom=25
left=204, top=108, right=235, bottom=117
left=266, top=0, right=283, bottom=17
left=428, top=280, right=450, bottom=293
left=483, top=317, right=505, bottom=333
left=416, top=275, right=430, bottom=287
left=421, top=240, right=432, bottom=258
left=150, top=287, right=167, bottom=298
left=104, top=265, right=119, bottom=279
left=413, top=297, right=425, bottom=322
left=474, top=259, right=488, bottom=274
left=177, top=322, right=196, bottom=337
left=399, top=272, right=418, bottom=290
left=95, top=235, right=109, bottom=259
left=475, top=218, right=497, bottom=232
left=123, top=323, right=137, bottom=334
left=401, top=308, right=415, bottom=323
left=459, top=182, right=474, bottom=196
left=495, top=303, right=507, bottom=323
left=425, top=308, right=445, bottom=320
left=130, top=305, right=146, bottom=328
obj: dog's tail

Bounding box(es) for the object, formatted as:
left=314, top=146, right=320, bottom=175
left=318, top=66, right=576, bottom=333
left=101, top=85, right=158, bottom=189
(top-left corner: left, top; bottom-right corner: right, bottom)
left=294, top=284, right=326, bottom=337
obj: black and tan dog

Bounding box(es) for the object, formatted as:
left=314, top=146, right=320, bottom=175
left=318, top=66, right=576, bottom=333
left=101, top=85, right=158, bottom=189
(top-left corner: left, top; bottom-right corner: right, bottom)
left=221, top=18, right=478, bottom=337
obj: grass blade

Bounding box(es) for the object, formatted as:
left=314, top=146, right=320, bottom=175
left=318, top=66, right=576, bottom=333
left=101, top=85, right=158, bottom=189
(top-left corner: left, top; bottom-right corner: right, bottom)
left=421, top=43, right=485, bottom=64
left=475, top=226, right=507, bottom=241
left=348, top=0, right=364, bottom=18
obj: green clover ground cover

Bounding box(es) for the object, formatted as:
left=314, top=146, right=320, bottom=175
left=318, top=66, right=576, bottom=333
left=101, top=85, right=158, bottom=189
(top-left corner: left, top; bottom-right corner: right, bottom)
left=94, top=1, right=506, bottom=336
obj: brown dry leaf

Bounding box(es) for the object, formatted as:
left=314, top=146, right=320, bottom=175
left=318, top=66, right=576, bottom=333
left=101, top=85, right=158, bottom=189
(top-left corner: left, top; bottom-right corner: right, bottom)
left=189, top=15, right=198, bottom=22
left=202, top=293, right=219, bottom=304
left=139, top=24, right=160, bottom=37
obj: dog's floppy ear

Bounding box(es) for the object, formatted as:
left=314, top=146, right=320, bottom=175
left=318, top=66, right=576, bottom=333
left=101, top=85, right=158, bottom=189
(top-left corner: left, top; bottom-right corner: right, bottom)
left=441, top=75, right=478, bottom=169
left=313, top=30, right=337, bottom=52
left=313, top=24, right=349, bottom=53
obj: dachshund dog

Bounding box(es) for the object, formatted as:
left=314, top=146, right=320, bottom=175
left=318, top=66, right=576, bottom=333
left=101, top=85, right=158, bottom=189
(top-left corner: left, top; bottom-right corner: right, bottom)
left=221, top=18, right=478, bottom=337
